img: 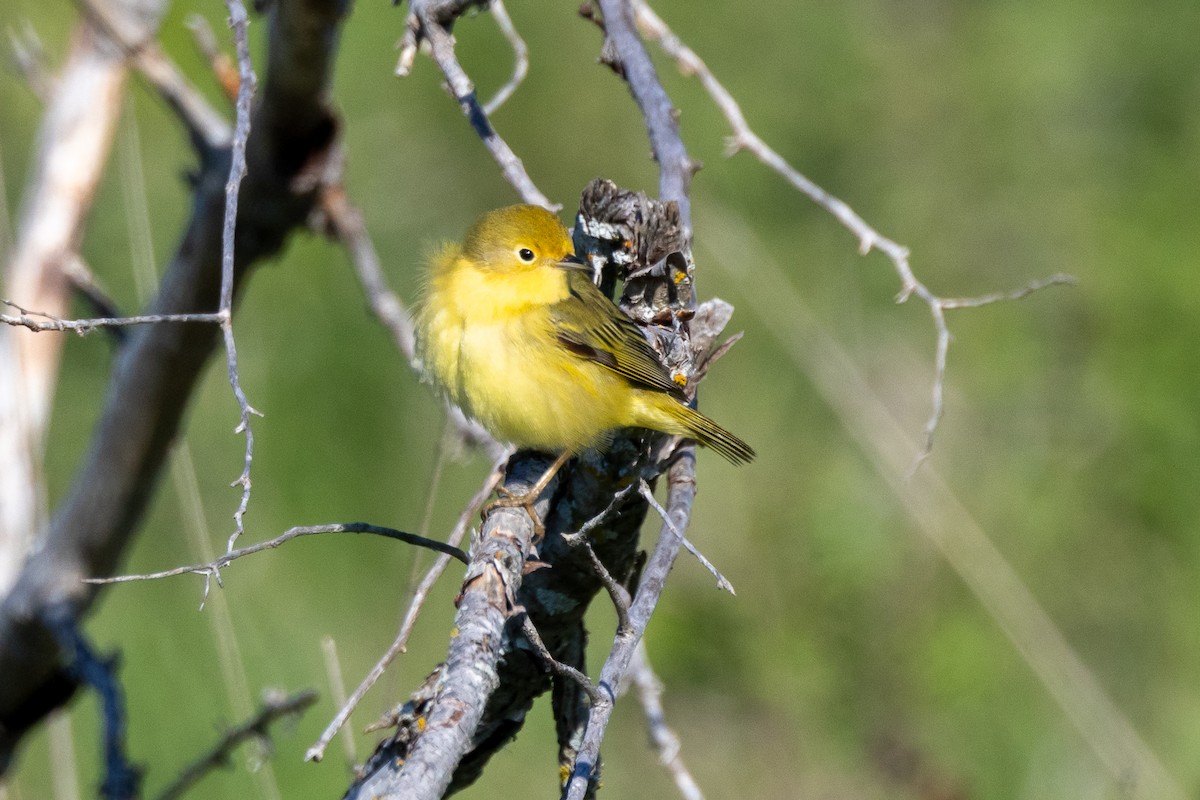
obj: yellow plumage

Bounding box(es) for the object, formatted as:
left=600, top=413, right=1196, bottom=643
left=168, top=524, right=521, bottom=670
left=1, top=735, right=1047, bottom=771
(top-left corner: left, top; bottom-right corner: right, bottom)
left=416, top=204, right=754, bottom=465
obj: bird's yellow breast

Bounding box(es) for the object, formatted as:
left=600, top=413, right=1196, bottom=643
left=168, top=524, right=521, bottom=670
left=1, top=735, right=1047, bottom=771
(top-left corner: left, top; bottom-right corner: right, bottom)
left=418, top=250, right=632, bottom=452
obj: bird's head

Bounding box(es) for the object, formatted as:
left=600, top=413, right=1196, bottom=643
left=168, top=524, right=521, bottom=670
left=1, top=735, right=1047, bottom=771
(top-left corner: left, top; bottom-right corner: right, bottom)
left=462, top=204, right=578, bottom=272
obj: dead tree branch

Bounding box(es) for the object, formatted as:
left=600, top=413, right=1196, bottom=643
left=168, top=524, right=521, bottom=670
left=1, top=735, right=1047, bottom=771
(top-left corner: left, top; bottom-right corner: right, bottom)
left=0, top=0, right=347, bottom=771
left=626, top=642, right=702, bottom=800
left=155, top=689, right=317, bottom=800
left=219, top=0, right=260, bottom=550
left=629, top=0, right=1076, bottom=461
left=0, top=0, right=163, bottom=601
left=84, top=522, right=468, bottom=593
left=481, top=0, right=528, bottom=116
left=396, top=0, right=552, bottom=207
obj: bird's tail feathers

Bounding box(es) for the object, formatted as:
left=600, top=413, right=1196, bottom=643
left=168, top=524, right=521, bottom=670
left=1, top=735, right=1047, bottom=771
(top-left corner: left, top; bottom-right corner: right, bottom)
left=658, top=401, right=755, bottom=465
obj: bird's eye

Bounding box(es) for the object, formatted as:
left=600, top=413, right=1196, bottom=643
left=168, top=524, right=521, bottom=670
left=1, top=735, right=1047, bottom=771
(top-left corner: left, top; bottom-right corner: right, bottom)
left=517, top=248, right=535, bottom=263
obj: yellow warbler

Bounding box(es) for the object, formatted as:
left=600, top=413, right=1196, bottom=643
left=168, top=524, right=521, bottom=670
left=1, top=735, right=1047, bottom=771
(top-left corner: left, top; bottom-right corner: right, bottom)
left=416, top=204, right=754, bottom=470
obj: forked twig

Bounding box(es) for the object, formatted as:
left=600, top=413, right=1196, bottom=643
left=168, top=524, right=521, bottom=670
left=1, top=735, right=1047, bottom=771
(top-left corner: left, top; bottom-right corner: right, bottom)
left=637, top=479, right=733, bottom=594
left=629, top=0, right=1076, bottom=462
left=155, top=689, right=317, bottom=800
left=482, top=0, right=528, bottom=115
left=84, top=522, right=468, bottom=592
left=520, top=615, right=605, bottom=705
left=395, top=0, right=552, bottom=207
left=219, top=0, right=261, bottom=551
left=627, top=642, right=703, bottom=800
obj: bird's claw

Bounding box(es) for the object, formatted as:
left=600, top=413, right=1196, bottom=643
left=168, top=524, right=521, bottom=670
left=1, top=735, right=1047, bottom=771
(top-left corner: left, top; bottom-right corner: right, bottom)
left=483, top=487, right=546, bottom=542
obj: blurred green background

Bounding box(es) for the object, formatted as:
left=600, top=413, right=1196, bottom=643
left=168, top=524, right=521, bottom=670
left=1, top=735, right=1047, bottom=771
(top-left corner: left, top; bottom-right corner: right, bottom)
left=2, top=0, right=1199, bottom=798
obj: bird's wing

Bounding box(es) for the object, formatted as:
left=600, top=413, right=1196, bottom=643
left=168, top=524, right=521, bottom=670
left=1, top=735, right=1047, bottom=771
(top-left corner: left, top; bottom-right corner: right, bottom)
left=551, top=270, right=686, bottom=399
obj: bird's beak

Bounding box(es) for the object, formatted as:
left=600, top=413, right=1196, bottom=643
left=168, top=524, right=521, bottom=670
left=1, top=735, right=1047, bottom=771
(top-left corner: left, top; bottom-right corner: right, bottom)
left=557, top=254, right=588, bottom=271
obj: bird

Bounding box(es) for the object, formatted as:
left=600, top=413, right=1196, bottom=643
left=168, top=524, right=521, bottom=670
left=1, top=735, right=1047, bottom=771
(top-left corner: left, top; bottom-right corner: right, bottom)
left=416, top=204, right=753, bottom=529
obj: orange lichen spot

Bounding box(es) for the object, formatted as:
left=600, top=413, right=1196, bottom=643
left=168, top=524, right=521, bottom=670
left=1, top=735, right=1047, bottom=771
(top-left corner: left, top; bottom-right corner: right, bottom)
left=672, top=373, right=688, bottom=387
left=416, top=716, right=427, bottom=732
left=559, top=765, right=571, bottom=786
left=673, top=269, right=687, bottom=284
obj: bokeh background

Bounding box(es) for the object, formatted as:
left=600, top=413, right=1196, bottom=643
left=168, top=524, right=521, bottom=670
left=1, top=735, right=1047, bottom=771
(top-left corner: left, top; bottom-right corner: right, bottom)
left=2, top=0, right=1199, bottom=798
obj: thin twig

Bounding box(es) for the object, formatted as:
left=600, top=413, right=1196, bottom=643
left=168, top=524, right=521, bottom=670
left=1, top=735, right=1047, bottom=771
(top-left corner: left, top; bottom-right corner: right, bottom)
left=83, top=522, right=468, bottom=584
left=481, top=0, right=528, bottom=116
left=2, top=302, right=223, bottom=334
left=318, top=185, right=415, bottom=361
left=559, top=484, right=640, bottom=633
left=940, top=273, right=1079, bottom=309
left=397, top=0, right=552, bottom=207
left=220, top=0, right=260, bottom=551
left=627, top=642, right=702, bottom=800
left=155, top=689, right=317, bottom=800
left=629, top=0, right=1076, bottom=462
left=520, top=615, right=605, bottom=705
left=638, top=479, right=733, bottom=595
left=564, top=451, right=698, bottom=800
left=702, top=208, right=1184, bottom=800
left=305, top=463, right=505, bottom=763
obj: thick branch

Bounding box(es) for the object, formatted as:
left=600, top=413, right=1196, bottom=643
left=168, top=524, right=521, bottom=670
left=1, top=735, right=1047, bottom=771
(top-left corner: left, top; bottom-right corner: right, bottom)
left=345, top=456, right=552, bottom=800
left=0, top=0, right=347, bottom=770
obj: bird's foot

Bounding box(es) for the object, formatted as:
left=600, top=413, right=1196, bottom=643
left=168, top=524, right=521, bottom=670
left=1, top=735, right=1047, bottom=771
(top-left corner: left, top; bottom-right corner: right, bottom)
left=484, top=487, right=546, bottom=542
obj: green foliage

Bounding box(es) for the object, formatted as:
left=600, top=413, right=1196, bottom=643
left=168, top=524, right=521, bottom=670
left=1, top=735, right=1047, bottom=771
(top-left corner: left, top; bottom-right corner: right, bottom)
left=2, top=0, right=1198, bottom=797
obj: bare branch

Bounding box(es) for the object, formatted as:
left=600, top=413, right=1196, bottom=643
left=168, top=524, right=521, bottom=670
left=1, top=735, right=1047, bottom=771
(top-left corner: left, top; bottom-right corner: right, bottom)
left=396, top=0, right=553, bottom=207
left=564, top=451, right=699, bottom=800
left=520, top=615, right=605, bottom=706
left=2, top=301, right=223, bottom=333
left=638, top=478, right=732, bottom=594
left=317, top=185, right=414, bottom=361
left=318, top=638, right=358, bottom=766
left=554, top=5, right=707, bottom=795
left=629, top=0, right=1075, bottom=461
left=155, top=689, right=317, bottom=800
left=219, top=0, right=259, bottom=551
left=703, top=210, right=1184, bottom=800
left=626, top=643, right=702, bottom=800
left=0, top=0, right=347, bottom=763
left=84, top=522, right=469, bottom=586
left=481, top=0, right=529, bottom=116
